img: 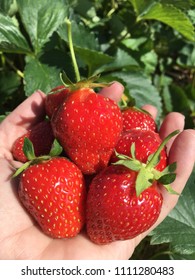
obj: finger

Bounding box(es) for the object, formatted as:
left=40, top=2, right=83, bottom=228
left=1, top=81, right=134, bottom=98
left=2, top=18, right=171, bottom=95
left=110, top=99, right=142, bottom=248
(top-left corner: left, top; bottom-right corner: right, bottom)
left=0, top=90, right=46, bottom=150
left=158, top=130, right=195, bottom=217
left=99, top=81, right=124, bottom=103
left=141, top=104, right=158, bottom=120
left=159, top=112, right=185, bottom=153
left=5, top=90, right=46, bottom=129
left=134, top=129, right=195, bottom=248
left=167, top=129, right=195, bottom=191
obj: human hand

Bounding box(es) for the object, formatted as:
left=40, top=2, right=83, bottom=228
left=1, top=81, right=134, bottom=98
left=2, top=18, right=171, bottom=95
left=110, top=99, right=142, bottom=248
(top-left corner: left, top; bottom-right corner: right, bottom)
left=0, top=82, right=194, bottom=260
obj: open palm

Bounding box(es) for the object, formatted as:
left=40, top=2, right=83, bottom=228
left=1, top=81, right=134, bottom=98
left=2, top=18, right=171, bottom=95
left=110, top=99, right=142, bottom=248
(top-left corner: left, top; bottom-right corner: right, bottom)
left=0, top=82, right=194, bottom=260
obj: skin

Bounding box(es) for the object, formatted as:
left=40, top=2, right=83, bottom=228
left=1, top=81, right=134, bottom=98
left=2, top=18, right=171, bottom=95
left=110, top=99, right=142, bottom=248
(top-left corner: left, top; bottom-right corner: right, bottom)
left=0, top=82, right=194, bottom=260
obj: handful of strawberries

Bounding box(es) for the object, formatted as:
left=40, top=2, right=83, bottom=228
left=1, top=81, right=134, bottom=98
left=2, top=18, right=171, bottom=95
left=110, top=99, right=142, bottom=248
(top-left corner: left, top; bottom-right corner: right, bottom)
left=12, top=20, right=179, bottom=245
left=12, top=82, right=178, bottom=244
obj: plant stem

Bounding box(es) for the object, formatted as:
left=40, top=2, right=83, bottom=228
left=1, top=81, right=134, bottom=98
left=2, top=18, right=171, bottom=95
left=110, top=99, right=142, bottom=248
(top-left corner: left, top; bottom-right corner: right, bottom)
left=4, top=54, right=24, bottom=78
left=146, top=130, right=180, bottom=169
left=65, top=18, right=80, bottom=82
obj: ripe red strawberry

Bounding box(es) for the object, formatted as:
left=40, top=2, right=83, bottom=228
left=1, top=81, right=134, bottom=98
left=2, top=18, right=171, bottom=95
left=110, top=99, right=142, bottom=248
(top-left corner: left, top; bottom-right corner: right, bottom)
left=14, top=139, right=86, bottom=239
left=45, top=85, right=70, bottom=118
left=122, top=106, right=157, bottom=132
left=12, top=120, right=55, bottom=163
left=19, top=157, right=86, bottom=238
left=86, top=165, right=163, bottom=244
left=86, top=131, right=179, bottom=244
left=51, top=87, right=123, bottom=174
left=111, top=129, right=167, bottom=171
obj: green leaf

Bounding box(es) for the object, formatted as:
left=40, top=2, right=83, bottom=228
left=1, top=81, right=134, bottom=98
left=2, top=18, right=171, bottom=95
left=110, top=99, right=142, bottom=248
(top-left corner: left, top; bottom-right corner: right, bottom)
left=138, top=3, right=195, bottom=42
left=95, top=48, right=139, bottom=75
left=58, top=19, right=114, bottom=75
left=17, top=0, right=68, bottom=54
left=130, top=0, right=155, bottom=16
left=170, top=83, right=190, bottom=112
left=130, top=143, right=136, bottom=159
left=122, top=37, right=147, bottom=51
left=60, top=71, right=75, bottom=87
left=178, top=43, right=195, bottom=67
left=12, top=161, right=31, bottom=178
left=150, top=169, right=195, bottom=255
left=23, top=137, right=36, bottom=160
left=171, top=252, right=195, bottom=260
left=0, top=0, right=16, bottom=15
left=49, top=139, right=63, bottom=157
left=161, top=0, right=195, bottom=11
left=135, top=166, right=153, bottom=196
left=57, top=21, right=98, bottom=51
left=0, top=71, right=20, bottom=97
left=162, top=162, right=177, bottom=174
left=74, top=46, right=114, bottom=75
left=113, top=159, right=142, bottom=172
left=163, top=184, right=180, bottom=195
left=147, top=153, right=160, bottom=167
left=0, top=13, right=31, bottom=53
left=24, top=57, right=62, bottom=96
left=109, top=71, right=162, bottom=119
left=158, top=173, right=177, bottom=185
left=146, top=130, right=179, bottom=170
left=141, top=50, right=158, bottom=75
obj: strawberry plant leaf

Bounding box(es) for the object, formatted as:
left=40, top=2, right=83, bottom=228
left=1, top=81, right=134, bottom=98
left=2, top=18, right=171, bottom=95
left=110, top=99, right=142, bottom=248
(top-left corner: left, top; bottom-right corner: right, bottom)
left=138, top=3, right=195, bottom=42
left=24, top=57, right=62, bottom=96
left=178, top=43, right=195, bottom=68
left=73, top=46, right=114, bottom=76
left=130, top=0, right=155, bottom=16
left=149, top=169, right=195, bottom=255
left=57, top=21, right=98, bottom=51
left=161, top=0, right=195, bottom=10
left=49, top=139, right=63, bottom=157
left=109, top=71, right=162, bottom=119
left=0, top=13, right=31, bottom=53
left=58, top=20, right=114, bottom=75
left=95, top=48, right=139, bottom=75
left=17, top=0, right=68, bottom=55
left=0, top=0, right=16, bottom=14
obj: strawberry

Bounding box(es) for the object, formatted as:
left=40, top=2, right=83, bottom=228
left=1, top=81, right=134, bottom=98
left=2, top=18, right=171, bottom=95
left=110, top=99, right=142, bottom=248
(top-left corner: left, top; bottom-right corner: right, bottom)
left=45, top=85, right=70, bottom=118
left=110, top=129, right=167, bottom=171
left=86, top=131, right=179, bottom=244
left=12, top=120, right=55, bottom=163
left=13, top=139, right=86, bottom=239
left=51, top=19, right=123, bottom=174
left=86, top=165, right=163, bottom=244
left=122, top=106, right=157, bottom=132
left=51, top=87, right=123, bottom=174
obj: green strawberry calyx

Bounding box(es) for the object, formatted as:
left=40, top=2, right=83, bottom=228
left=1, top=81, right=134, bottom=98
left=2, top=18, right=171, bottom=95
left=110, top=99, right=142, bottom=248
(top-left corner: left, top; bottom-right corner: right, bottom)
left=113, top=130, right=180, bottom=196
left=60, top=71, right=112, bottom=91
left=120, top=96, right=154, bottom=118
left=12, top=138, right=63, bottom=177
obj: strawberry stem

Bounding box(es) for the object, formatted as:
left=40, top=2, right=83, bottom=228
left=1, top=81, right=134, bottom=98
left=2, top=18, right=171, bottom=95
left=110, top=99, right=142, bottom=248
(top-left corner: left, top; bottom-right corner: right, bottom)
left=65, top=18, right=80, bottom=83
left=146, top=130, right=180, bottom=170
